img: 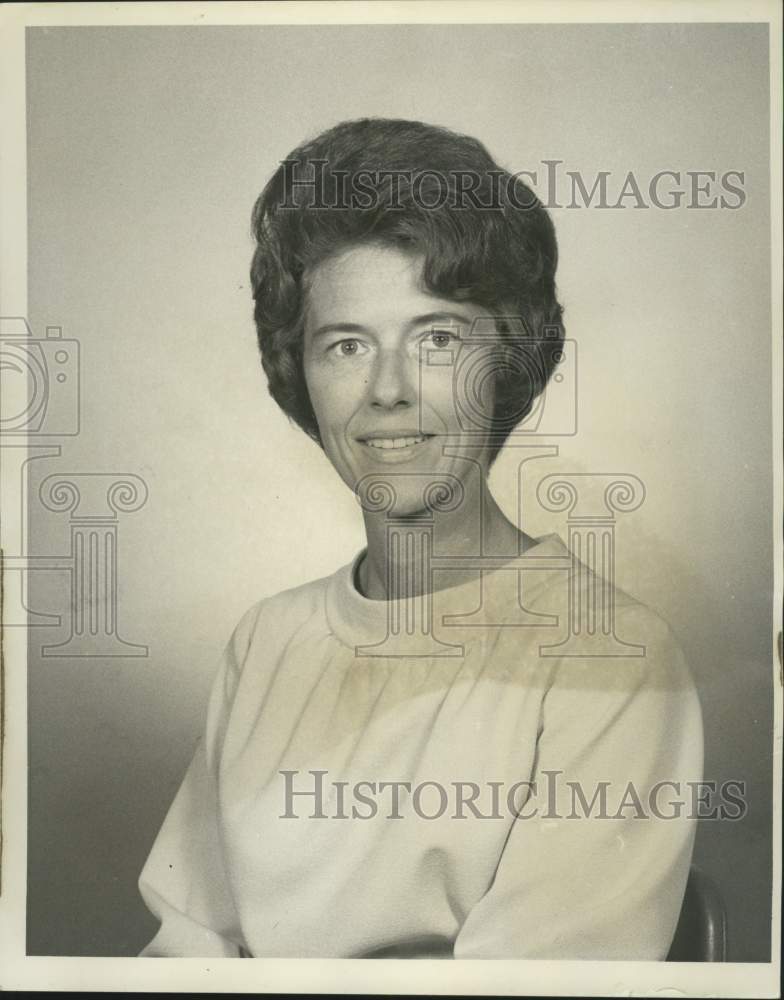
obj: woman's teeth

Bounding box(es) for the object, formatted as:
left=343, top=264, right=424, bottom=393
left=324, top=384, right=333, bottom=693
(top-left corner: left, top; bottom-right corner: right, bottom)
left=365, top=436, right=427, bottom=450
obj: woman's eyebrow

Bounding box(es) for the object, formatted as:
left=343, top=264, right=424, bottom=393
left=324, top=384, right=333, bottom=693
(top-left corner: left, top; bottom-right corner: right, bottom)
left=308, top=322, right=370, bottom=341
left=407, top=311, right=472, bottom=330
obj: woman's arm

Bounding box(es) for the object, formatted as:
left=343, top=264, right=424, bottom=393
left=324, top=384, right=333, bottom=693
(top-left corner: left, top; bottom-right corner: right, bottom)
left=454, top=604, right=704, bottom=960
left=137, top=603, right=261, bottom=957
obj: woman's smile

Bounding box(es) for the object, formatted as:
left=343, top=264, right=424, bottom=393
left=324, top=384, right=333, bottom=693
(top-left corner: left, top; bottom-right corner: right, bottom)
left=356, top=430, right=436, bottom=459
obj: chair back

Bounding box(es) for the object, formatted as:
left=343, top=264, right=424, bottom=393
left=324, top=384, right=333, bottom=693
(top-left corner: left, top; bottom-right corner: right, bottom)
left=667, top=864, right=727, bottom=961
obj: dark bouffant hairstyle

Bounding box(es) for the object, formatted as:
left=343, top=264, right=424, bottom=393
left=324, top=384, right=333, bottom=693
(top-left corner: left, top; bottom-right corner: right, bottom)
left=250, top=118, right=564, bottom=464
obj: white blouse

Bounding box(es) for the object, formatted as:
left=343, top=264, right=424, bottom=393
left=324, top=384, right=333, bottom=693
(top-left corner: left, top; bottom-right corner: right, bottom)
left=138, top=533, right=703, bottom=959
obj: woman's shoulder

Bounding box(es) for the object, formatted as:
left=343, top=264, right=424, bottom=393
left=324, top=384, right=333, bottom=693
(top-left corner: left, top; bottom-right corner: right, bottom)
left=524, top=536, right=697, bottom=694
left=225, top=557, right=354, bottom=665
left=538, top=591, right=698, bottom=704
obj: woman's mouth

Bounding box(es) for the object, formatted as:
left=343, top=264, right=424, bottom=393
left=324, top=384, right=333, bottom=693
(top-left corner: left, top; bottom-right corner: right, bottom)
left=363, top=435, right=429, bottom=450
left=356, top=432, right=436, bottom=459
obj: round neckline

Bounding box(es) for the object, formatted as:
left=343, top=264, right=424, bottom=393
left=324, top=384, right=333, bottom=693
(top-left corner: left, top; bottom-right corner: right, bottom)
left=325, top=532, right=570, bottom=652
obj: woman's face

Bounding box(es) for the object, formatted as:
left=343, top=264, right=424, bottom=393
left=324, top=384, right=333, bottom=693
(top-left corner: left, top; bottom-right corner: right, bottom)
left=302, top=242, right=500, bottom=516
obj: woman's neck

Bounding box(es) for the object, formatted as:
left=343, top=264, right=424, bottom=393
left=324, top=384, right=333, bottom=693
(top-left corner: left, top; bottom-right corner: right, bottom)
left=356, top=473, right=535, bottom=601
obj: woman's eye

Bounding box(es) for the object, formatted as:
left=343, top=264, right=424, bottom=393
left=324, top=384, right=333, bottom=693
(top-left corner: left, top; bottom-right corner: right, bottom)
left=331, top=339, right=363, bottom=357
left=427, top=328, right=459, bottom=348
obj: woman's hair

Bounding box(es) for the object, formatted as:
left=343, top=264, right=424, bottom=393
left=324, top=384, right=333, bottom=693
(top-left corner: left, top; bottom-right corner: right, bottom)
left=250, top=117, right=565, bottom=464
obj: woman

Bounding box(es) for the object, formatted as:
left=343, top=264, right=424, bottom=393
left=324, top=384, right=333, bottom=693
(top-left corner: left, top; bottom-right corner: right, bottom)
left=138, top=119, right=703, bottom=959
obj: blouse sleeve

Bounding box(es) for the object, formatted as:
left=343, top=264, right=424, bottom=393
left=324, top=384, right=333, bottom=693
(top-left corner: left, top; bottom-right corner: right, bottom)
left=137, top=603, right=261, bottom=957
left=454, top=604, right=704, bottom=960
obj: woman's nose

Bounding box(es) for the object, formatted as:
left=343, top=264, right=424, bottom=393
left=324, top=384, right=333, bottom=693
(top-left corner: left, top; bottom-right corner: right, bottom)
left=368, top=349, right=416, bottom=410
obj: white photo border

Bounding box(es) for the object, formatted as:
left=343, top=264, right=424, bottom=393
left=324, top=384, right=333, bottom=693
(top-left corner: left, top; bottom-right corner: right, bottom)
left=1, top=1, right=781, bottom=996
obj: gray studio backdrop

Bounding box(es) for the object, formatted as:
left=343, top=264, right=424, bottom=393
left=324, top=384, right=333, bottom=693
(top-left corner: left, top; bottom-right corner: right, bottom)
left=24, top=24, right=772, bottom=958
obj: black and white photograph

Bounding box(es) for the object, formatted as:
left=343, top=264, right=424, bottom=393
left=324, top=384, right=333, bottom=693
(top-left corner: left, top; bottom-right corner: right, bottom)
left=0, top=2, right=780, bottom=996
